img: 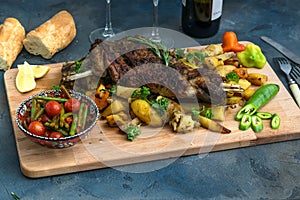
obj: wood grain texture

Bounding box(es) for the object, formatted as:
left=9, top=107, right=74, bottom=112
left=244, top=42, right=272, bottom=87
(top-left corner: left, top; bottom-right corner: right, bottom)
left=4, top=45, right=300, bottom=178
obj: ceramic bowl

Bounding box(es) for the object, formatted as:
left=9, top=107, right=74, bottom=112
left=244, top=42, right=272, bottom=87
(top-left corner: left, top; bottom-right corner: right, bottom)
left=16, top=90, right=99, bottom=148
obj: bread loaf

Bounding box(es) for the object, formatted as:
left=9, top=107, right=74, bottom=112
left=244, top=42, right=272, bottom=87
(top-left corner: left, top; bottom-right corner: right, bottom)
left=0, top=18, right=25, bottom=70
left=23, top=10, right=76, bottom=59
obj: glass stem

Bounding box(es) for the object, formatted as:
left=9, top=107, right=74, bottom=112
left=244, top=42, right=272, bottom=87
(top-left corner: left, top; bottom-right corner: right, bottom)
left=151, top=0, right=161, bottom=43
left=103, top=0, right=114, bottom=37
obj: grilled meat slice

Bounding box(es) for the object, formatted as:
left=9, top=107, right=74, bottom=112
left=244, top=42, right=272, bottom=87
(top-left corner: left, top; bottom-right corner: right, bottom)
left=61, top=36, right=226, bottom=104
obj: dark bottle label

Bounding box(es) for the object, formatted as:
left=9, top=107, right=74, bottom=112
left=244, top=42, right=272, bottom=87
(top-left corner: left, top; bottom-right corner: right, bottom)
left=182, top=0, right=223, bottom=38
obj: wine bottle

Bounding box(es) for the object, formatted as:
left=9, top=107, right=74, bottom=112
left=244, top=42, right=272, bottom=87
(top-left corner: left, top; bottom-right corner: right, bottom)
left=182, top=0, right=223, bottom=38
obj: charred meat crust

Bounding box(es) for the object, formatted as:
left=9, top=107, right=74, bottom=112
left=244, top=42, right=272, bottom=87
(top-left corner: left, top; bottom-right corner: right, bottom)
left=61, top=36, right=226, bottom=104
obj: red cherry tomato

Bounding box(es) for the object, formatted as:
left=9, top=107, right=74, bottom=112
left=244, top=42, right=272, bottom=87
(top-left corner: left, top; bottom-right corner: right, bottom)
left=49, top=131, right=64, bottom=138
left=64, top=98, right=81, bottom=112
left=28, top=121, right=46, bottom=136
left=45, top=100, right=61, bottom=117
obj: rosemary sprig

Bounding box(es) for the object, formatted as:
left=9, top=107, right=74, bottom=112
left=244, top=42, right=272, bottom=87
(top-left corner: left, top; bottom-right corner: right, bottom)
left=127, top=36, right=170, bottom=66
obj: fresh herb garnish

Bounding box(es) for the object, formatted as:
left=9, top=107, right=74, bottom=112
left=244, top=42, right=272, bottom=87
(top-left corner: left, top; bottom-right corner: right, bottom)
left=151, top=97, right=169, bottom=115
left=192, top=106, right=213, bottom=119
left=226, top=71, right=240, bottom=83
left=127, top=36, right=170, bottom=66
left=11, top=192, right=20, bottom=200
left=51, top=83, right=62, bottom=90
left=108, top=85, right=117, bottom=95
left=74, top=60, right=82, bottom=73
left=125, top=124, right=141, bottom=141
left=131, top=86, right=168, bottom=115
left=175, top=49, right=185, bottom=59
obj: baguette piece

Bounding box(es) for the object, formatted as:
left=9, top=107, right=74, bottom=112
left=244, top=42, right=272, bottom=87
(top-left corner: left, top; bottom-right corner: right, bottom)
left=0, top=18, right=25, bottom=70
left=23, top=10, right=76, bottom=59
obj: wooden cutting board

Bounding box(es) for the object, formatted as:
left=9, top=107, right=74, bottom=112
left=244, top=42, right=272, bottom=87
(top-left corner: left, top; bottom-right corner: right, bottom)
left=4, top=48, right=300, bottom=178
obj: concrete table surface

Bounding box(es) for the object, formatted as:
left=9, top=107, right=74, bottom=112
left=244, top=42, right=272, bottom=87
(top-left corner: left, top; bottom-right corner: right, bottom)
left=0, top=0, right=300, bottom=199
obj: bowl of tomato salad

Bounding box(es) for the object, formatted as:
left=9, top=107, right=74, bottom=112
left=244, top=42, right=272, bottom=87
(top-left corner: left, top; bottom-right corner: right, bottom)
left=16, top=90, right=99, bottom=148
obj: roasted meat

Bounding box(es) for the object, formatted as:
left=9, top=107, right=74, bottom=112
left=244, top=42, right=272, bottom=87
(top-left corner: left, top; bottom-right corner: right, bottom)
left=61, top=36, right=226, bottom=105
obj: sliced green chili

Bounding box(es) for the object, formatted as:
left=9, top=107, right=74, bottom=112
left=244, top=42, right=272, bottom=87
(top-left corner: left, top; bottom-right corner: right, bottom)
left=271, top=114, right=280, bottom=130
left=239, top=114, right=252, bottom=131
left=251, top=115, right=263, bottom=133
left=256, top=112, right=273, bottom=120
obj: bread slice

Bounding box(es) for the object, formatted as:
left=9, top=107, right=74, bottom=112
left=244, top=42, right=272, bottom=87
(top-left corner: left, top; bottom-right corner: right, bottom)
left=23, top=10, right=76, bottom=59
left=0, top=18, right=25, bottom=70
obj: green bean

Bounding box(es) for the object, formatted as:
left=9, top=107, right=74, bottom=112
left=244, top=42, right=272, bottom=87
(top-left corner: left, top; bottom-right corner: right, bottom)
left=59, top=104, right=65, bottom=128
left=31, top=99, right=37, bottom=121
left=70, top=114, right=78, bottom=136
left=81, top=105, right=88, bottom=129
left=77, top=103, right=85, bottom=128
left=34, top=96, right=68, bottom=102
left=34, top=107, right=45, bottom=121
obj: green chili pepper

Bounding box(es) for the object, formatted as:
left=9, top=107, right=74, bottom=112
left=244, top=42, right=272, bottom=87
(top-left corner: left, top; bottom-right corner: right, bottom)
left=235, top=84, right=279, bottom=120
left=237, top=43, right=266, bottom=68
left=239, top=114, right=252, bottom=131
left=256, top=112, right=273, bottom=119
left=251, top=115, right=263, bottom=133
left=271, top=114, right=280, bottom=129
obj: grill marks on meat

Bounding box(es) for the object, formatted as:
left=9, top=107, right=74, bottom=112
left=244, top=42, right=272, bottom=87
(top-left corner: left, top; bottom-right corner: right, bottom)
left=61, top=36, right=226, bottom=104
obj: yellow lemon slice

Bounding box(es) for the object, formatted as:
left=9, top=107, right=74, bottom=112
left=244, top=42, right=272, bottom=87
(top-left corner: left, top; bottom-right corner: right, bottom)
left=32, top=65, right=50, bottom=78
left=21, top=61, right=50, bottom=79
left=16, top=65, right=36, bottom=93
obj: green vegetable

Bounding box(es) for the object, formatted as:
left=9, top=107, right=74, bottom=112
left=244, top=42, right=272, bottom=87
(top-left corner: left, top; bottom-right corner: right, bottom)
left=186, top=51, right=206, bottom=66
left=125, top=125, right=141, bottom=141
left=127, top=36, right=170, bottom=66
left=31, top=98, right=37, bottom=121
left=271, top=114, right=280, bottom=129
left=131, top=86, right=151, bottom=100
left=226, top=71, right=240, bottom=83
left=191, top=106, right=213, bottom=119
left=108, top=85, right=117, bottom=95
left=235, top=84, right=279, bottom=120
left=237, top=43, right=266, bottom=68
left=34, top=107, right=45, bottom=121
left=132, top=86, right=168, bottom=115
left=74, top=60, right=82, bottom=73
left=11, top=192, right=20, bottom=200
left=239, top=114, right=252, bottom=131
left=175, top=49, right=185, bottom=59
left=151, top=97, right=169, bottom=115
left=70, top=114, right=78, bottom=136
left=256, top=112, right=273, bottom=119
left=51, top=83, right=62, bottom=90
left=34, top=96, right=68, bottom=103
left=251, top=115, right=263, bottom=132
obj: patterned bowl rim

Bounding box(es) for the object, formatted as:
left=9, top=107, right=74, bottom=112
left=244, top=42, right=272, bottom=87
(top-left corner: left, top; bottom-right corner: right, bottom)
left=15, top=90, right=99, bottom=141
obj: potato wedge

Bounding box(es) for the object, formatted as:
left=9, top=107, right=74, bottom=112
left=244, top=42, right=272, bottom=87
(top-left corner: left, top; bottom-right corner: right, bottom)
left=214, top=65, right=237, bottom=77
left=102, top=100, right=126, bottom=118
left=131, top=99, right=162, bottom=127
left=247, top=73, right=268, bottom=86
left=238, top=79, right=251, bottom=90
left=226, top=96, right=243, bottom=105
left=199, top=116, right=231, bottom=134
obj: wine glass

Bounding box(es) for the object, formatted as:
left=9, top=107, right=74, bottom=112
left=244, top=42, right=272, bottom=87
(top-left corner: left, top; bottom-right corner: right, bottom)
left=89, top=0, right=120, bottom=42
left=149, top=0, right=174, bottom=48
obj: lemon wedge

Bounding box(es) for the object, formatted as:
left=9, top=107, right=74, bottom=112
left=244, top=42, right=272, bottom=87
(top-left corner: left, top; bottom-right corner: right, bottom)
left=32, top=65, right=50, bottom=78
left=16, top=64, right=36, bottom=93
left=20, top=61, right=50, bottom=79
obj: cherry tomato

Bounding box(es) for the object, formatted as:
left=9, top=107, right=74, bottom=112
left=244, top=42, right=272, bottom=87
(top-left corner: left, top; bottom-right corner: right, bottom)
left=45, top=100, right=61, bottom=117
left=49, top=131, right=64, bottom=138
left=65, top=116, right=73, bottom=124
left=28, top=121, right=46, bottom=136
left=64, top=98, right=81, bottom=112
